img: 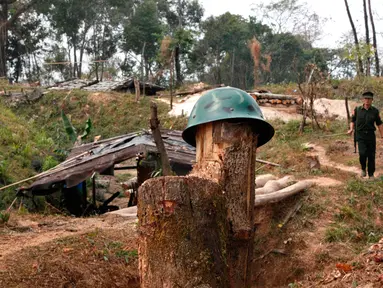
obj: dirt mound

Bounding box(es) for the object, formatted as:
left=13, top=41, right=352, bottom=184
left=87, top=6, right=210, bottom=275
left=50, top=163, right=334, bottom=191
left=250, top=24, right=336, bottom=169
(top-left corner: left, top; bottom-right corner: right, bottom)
left=88, top=92, right=121, bottom=105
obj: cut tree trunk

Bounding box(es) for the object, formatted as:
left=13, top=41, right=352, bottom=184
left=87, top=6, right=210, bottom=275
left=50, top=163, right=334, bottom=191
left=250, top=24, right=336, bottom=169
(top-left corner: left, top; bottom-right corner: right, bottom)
left=191, top=121, right=257, bottom=288
left=138, top=176, right=229, bottom=288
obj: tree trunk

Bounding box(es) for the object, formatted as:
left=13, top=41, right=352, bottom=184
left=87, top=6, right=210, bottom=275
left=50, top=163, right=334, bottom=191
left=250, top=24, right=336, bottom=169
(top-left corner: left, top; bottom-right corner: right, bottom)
left=344, top=0, right=364, bottom=76
left=363, top=0, right=370, bottom=76
left=138, top=176, right=229, bottom=288
left=170, top=50, right=175, bottom=110
left=231, top=49, right=235, bottom=86
left=191, top=121, right=257, bottom=288
left=73, top=41, right=78, bottom=78
left=141, top=42, right=146, bottom=96
left=0, top=3, right=8, bottom=78
left=134, top=78, right=140, bottom=102
left=174, top=45, right=182, bottom=87
left=368, top=0, right=380, bottom=76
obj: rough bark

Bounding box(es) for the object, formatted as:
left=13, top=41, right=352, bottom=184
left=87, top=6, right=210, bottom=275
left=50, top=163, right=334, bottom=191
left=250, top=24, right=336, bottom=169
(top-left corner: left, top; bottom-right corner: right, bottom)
left=344, top=0, right=364, bottom=76
left=368, top=0, right=380, bottom=76
left=363, top=0, right=371, bottom=76
left=192, top=121, right=257, bottom=288
left=149, top=102, right=172, bottom=176
left=138, top=176, right=229, bottom=288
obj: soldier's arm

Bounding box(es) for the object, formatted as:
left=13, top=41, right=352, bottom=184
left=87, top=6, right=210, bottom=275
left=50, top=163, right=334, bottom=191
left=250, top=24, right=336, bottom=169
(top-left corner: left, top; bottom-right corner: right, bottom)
left=348, top=108, right=356, bottom=134
left=378, top=124, right=383, bottom=138
left=376, top=111, right=383, bottom=138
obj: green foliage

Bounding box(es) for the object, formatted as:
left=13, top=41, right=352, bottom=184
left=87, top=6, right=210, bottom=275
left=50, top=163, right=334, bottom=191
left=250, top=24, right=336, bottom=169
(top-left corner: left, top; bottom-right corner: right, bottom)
left=61, top=110, right=77, bottom=143
left=42, top=156, right=59, bottom=171
left=0, top=211, right=10, bottom=224
left=325, top=179, right=383, bottom=245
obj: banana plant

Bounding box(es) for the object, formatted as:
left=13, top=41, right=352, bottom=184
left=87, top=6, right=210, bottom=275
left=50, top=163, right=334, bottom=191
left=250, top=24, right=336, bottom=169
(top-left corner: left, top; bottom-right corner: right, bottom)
left=61, top=110, right=92, bottom=144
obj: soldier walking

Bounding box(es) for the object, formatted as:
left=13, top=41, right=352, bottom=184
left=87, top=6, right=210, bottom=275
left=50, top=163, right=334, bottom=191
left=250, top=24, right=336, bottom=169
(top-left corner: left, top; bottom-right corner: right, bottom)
left=347, top=91, right=383, bottom=179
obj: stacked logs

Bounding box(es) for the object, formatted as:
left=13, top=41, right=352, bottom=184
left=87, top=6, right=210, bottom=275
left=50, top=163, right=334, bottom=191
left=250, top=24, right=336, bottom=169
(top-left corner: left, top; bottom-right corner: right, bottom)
left=249, top=92, right=303, bottom=107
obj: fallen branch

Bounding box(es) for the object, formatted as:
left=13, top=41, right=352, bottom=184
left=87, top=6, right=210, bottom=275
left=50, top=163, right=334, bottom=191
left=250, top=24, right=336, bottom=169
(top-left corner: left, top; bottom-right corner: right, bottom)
left=279, top=201, right=303, bottom=228
left=254, top=180, right=313, bottom=207
left=256, top=159, right=280, bottom=167
left=254, top=249, right=287, bottom=261
left=150, top=102, right=172, bottom=176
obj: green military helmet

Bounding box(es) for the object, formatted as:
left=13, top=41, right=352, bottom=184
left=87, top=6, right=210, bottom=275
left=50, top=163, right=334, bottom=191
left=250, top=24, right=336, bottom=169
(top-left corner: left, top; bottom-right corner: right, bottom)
left=182, top=87, right=275, bottom=147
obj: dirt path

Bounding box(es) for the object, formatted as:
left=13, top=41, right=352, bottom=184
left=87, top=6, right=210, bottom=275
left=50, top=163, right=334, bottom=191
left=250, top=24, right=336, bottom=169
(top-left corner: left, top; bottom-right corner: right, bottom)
left=306, top=143, right=360, bottom=174
left=0, top=213, right=136, bottom=265
left=306, top=142, right=383, bottom=177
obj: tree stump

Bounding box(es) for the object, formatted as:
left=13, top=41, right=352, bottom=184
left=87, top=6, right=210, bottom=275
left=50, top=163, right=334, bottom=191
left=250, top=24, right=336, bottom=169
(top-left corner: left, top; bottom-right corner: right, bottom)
left=138, top=176, right=229, bottom=288
left=192, top=121, right=258, bottom=288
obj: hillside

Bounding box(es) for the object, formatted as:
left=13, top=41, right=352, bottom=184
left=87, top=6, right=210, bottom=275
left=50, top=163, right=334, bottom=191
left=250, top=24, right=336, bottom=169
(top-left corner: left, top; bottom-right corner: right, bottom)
left=1, top=80, right=383, bottom=287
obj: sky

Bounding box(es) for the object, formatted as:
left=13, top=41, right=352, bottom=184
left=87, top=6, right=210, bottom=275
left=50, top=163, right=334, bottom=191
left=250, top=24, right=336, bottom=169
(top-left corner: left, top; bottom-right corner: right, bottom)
left=200, top=0, right=383, bottom=49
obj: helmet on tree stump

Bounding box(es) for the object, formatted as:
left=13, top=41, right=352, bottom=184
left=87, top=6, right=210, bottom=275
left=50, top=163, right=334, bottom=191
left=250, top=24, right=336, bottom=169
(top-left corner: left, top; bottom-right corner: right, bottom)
left=182, top=87, right=275, bottom=147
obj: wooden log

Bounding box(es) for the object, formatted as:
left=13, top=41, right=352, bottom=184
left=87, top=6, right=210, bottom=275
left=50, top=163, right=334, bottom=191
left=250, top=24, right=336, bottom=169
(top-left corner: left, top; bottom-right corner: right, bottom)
left=254, top=180, right=313, bottom=207
left=191, top=121, right=257, bottom=288
left=255, top=176, right=294, bottom=195
left=255, top=174, right=277, bottom=188
left=249, top=92, right=299, bottom=101
left=138, top=176, right=229, bottom=288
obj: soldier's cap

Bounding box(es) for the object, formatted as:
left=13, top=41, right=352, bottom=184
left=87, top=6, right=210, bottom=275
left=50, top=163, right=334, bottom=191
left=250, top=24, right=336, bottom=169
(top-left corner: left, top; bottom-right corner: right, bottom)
left=362, top=91, right=374, bottom=99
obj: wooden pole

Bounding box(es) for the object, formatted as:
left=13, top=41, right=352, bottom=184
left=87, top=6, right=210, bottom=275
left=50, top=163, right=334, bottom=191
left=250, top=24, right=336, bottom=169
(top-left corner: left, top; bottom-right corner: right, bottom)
left=138, top=176, right=229, bottom=287
left=150, top=102, right=172, bottom=176
left=191, top=121, right=258, bottom=288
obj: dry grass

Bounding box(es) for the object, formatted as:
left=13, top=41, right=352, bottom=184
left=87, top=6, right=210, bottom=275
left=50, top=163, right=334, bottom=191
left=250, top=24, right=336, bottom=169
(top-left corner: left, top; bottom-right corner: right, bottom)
left=0, top=227, right=139, bottom=288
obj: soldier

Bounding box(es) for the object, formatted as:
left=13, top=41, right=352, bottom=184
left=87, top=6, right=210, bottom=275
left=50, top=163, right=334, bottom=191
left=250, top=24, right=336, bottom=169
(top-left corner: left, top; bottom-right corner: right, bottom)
left=347, top=91, right=383, bottom=179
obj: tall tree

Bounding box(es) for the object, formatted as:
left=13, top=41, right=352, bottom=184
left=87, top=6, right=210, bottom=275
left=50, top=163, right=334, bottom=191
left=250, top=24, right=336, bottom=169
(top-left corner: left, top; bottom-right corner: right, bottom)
left=158, top=0, right=203, bottom=86
left=256, top=0, right=324, bottom=44
left=7, top=12, right=48, bottom=82
left=363, top=0, right=370, bottom=76
left=0, top=0, right=40, bottom=77
left=343, top=0, right=364, bottom=76
left=368, top=0, right=380, bottom=76
left=122, top=0, right=163, bottom=81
